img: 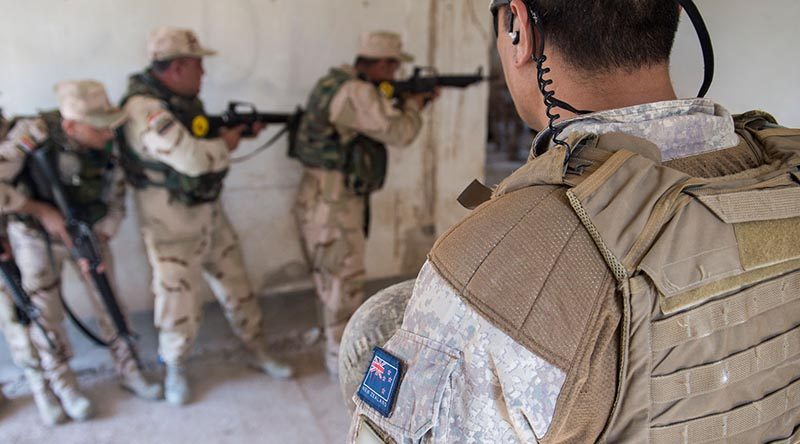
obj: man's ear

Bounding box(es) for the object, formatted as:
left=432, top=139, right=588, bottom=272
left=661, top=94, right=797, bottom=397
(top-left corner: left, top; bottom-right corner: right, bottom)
left=510, top=0, right=536, bottom=67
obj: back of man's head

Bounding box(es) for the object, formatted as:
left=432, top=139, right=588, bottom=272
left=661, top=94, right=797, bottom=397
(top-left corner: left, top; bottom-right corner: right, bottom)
left=526, top=0, right=680, bottom=74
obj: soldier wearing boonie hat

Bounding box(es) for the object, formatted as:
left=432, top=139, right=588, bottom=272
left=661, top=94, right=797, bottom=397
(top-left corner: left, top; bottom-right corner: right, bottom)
left=291, top=30, right=437, bottom=378
left=146, top=26, right=217, bottom=62
left=3, top=80, right=162, bottom=424
left=118, top=26, right=293, bottom=407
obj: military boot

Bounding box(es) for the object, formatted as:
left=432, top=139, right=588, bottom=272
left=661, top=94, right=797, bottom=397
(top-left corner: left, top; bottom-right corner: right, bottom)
left=251, top=343, right=294, bottom=379
left=49, top=364, right=93, bottom=421
left=118, top=361, right=162, bottom=401
left=24, top=368, right=67, bottom=426
left=164, top=363, right=190, bottom=406
left=55, top=386, right=93, bottom=421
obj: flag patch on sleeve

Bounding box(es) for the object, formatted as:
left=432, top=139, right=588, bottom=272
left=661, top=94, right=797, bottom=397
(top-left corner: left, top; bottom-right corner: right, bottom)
left=16, top=134, right=38, bottom=152
left=357, top=347, right=402, bottom=418
left=147, top=110, right=176, bottom=135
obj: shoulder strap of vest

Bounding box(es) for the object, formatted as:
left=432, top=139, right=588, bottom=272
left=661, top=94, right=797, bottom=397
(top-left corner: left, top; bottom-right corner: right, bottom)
left=562, top=116, right=800, bottom=312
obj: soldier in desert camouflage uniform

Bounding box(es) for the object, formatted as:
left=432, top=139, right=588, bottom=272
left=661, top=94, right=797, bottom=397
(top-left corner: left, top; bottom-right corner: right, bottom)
left=0, top=112, right=67, bottom=426
left=4, top=80, right=161, bottom=423
left=292, top=31, right=436, bottom=376
left=118, top=27, right=293, bottom=406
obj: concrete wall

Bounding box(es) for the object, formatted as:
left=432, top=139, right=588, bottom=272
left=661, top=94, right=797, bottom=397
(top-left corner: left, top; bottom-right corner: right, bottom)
left=671, top=0, right=800, bottom=126
left=0, top=0, right=490, bottom=316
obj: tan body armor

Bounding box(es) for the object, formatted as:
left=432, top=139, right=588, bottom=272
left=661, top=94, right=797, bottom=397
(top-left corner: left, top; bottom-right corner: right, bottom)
left=430, top=111, right=800, bottom=443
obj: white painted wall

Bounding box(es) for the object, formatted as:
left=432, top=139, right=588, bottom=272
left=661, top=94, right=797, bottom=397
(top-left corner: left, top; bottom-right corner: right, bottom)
left=671, top=0, right=800, bottom=126
left=0, top=0, right=490, bottom=316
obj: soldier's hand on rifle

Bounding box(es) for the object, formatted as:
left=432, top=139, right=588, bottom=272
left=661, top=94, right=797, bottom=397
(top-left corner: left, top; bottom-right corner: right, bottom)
left=249, top=122, right=267, bottom=138
left=220, top=124, right=247, bottom=151
left=77, top=258, right=105, bottom=275
left=21, top=201, right=73, bottom=249
left=0, top=238, right=12, bottom=261
left=407, top=88, right=441, bottom=110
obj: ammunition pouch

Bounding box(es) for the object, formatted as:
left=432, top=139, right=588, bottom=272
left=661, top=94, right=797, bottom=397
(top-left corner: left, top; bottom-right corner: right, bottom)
left=119, top=141, right=227, bottom=206
left=343, top=136, right=388, bottom=197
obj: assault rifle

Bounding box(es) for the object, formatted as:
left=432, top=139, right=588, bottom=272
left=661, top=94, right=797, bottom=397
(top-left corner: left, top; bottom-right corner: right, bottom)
left=196, top=102, right=304, bottom=161
left=23, top=147, right=142, bottom=368
left=377, top=66, right=487, bottom=101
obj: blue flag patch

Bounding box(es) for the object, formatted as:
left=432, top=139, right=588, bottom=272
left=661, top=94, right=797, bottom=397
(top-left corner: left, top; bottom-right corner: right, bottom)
left=357, top=347, right=402, bottom=417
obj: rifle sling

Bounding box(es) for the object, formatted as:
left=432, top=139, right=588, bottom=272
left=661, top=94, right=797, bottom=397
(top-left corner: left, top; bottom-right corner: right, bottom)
left=231, top=124, right=290, bottom=164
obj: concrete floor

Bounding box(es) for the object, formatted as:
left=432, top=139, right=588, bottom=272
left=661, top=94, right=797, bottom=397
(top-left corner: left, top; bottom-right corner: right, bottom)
left=0, top=277, right=409, bottom=443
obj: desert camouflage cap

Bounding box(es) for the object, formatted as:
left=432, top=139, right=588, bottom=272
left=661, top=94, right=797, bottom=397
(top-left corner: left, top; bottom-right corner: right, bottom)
left=147, top=26, right=217, bottom=62
left=357, top=31, right=414, bottom=63
left=54, top=80, right=127, bottom=129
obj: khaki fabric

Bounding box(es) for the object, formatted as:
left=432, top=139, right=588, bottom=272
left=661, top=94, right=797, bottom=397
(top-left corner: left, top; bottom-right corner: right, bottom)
left=7, top=223, right=139, bottom=391
left=293, top=168, right=366, bottom=371
left=0, top=286, right=41, bottom=371
left=429, top=111, right=800, bottom=443
left=147, top=26, right=216, bottom=62
left=54, top=79, right=127, bottom=129
left=329, top=66, right=422, bottom=147
left=142, top=201, right=262, bottom=364
left=0, top=119, right=44, bottom=214
left=575, top=118, right=800, bottom=443
left=296, top=64, right=423, bottom=372
left=356, top=31, right=413, bottom=62
left=430, top=185, right=615, bottom=371
left=429, top=184, right=619, bottom=443
left=121, top=91, right=263, bottom=364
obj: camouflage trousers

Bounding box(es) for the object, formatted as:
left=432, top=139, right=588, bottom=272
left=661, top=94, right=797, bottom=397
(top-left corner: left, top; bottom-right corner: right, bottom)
left=0, top=288, right=40, bottom=371
left=7, top=222, right=138, bottom=393
left=294, top=169, right=367, bottom=371
left=142, top=206, right=263, bottom=365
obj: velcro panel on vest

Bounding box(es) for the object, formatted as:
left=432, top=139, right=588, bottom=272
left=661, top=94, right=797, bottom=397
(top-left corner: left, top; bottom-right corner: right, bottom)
left=640, top=181, right=800, bottom=315
left=430, top=185, right=612, bottom=370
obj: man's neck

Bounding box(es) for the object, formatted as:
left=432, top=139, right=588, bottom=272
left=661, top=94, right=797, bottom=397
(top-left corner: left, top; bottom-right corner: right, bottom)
left=546, top=59, right=678, bottom=122
left=149, top=71, right=185, bottom=98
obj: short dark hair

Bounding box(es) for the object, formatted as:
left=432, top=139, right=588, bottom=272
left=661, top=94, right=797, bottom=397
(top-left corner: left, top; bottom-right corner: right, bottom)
left=510, top=0, right=680, bottom=73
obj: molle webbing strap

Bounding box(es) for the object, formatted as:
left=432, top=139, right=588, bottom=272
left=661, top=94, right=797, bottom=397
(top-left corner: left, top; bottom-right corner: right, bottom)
left=697, top=186, right=800, bottom=223
left=651, top=325, right=800, bottom=404
left=651, top=270, right=800, bottom=352
left=649, top=378, right=800, bottom=444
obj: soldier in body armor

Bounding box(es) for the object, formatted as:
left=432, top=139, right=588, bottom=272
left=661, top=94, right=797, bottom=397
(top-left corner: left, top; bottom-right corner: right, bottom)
left=0, top=113, right=67, bottom=426
left=118, top=27, right=293, bottom=406
left=292, top=31, right=436, bottom=376
left=348, top=1, right=800, bottom=443
left=4, top=80, right=161, bottom=423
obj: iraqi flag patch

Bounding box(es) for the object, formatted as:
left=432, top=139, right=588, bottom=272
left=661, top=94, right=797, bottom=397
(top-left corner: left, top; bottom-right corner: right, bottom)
left=357, top=347, right=402, bottom=418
